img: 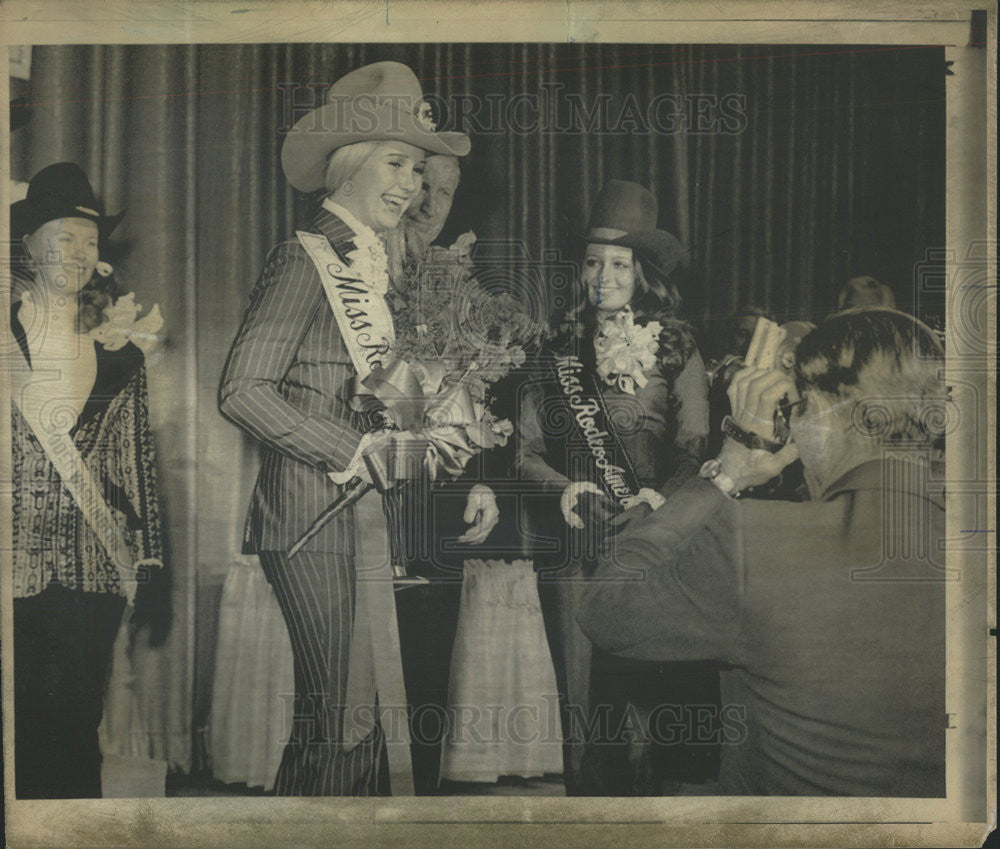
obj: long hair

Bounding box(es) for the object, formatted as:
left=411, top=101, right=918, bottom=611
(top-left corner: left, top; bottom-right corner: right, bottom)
left=631, top=254, right=681, bottom=319
left=77, top=273, right=124, bottom=332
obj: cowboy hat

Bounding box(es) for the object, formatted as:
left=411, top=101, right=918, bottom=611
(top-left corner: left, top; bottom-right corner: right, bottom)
left=577, top=179, right=684, bottom=278
left=281, top=61, right=471, bottom=193
left=11, top=162, right=124, bottom=238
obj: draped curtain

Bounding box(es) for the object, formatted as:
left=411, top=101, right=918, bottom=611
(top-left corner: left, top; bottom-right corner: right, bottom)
left=10, top=42, right=944, bottom=777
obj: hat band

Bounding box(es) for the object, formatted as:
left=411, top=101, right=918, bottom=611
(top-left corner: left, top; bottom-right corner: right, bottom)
left=75, top=205, right=99, bottom=217
left=313, top=94, right=437, bottom=135
left=587, top=227, right=629, bottom=241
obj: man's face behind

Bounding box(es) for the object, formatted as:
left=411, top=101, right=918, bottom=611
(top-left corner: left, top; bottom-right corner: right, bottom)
left=405, top=155, right=460, bottom=249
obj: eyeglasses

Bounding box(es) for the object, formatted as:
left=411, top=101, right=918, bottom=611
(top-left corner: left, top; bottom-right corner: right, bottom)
left=774, top=396, right=806, bottom=443
left=779, top=397, right=807, bottom=419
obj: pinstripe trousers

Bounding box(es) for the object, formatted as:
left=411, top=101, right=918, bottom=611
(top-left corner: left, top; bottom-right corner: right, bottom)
left=259, top=550, right=386, bottom=796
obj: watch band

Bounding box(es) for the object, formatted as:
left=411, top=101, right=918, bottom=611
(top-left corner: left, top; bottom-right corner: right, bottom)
left=721, top=415, right=786, bottom=454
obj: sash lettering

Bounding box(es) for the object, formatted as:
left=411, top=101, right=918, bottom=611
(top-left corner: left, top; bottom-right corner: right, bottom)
left=297, top=231, right=395, bottom=380
left=550, top=353, right=641, bottom=506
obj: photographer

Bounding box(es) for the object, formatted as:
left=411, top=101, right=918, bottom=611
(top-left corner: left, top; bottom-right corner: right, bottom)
left=578, top=308, right=948, bottom=796
left=705, top=319, right=814, bottom=499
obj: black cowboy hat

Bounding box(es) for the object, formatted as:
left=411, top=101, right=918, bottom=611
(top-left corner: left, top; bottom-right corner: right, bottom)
left=10, top=162, right=125, bottom=239
left=574, top=179, right=684, bottom=278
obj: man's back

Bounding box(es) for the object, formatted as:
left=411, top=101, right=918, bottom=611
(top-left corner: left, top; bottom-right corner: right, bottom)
left=727, top=459, right=946, bottom=795
left=579, top=457, right=946, bottom=796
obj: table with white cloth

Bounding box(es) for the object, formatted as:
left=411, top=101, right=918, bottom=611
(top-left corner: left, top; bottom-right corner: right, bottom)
left=208, top=559, right=293, bottom=791
left=439, top=559, right=563, bottom=784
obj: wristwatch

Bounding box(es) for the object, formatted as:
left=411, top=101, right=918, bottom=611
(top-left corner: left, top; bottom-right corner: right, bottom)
left=699, top=458, right=741, bottom=498
left=721, top=414, right=786, bottom=453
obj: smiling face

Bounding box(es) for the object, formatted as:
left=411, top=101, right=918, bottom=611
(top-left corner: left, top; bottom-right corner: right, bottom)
left=23, top=216, right=100, bottom=295
left=405, top=154, right=459, bottom=250
left=582, top=243, right=637, bottom=314
left=333, top=140, right=427, bottom=233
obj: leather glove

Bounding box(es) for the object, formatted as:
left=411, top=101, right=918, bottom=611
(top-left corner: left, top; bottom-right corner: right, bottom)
left=561, top=481, right=619, bottom=532
left=130, top=559, right=172, bottom=647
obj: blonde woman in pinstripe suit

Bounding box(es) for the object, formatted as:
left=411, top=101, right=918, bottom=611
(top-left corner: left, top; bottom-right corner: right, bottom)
left=219, top=62, right=474, bottom=795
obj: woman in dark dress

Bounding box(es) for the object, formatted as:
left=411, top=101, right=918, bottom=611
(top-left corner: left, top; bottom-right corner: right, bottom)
left=518, top=180, right=718, bottom=795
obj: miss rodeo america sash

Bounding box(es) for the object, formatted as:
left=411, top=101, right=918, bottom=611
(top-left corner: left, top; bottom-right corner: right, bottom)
left=296, top=229, right=415, bottom=793
left=545, top=347, right=642, bottom=508
left=296, top=230, right=394, bottom=380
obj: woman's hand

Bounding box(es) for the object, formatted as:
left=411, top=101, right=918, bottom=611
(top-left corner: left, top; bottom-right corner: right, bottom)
left=561, top=481, right=615, bottom=530
left=327, top=430, right=388, bottom=486
left=457, top=484, right=499, bottom=544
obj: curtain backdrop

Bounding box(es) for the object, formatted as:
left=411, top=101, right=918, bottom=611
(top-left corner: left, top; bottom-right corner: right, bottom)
left=10, top=43, right=945, bottom=778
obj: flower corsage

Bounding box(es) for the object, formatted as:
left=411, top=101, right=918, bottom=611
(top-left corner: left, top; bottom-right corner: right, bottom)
left=91, top=292, right=164, bottom=355
left=593, top=307, right=662, bottom=395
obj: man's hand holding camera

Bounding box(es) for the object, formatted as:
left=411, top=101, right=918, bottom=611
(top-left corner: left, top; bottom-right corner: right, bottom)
left=707, top=318, right=801, bottom=496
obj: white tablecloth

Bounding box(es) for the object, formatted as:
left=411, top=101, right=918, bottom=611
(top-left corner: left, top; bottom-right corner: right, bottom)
left=440, top=559, right=563, bottom=783
left=208, top=559, right=293, bottom=791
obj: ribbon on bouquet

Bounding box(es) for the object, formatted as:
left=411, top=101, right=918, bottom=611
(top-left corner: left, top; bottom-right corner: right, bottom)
left=359, top=361, right=483, bottom=482
left=289, top=358, right=509, bottom=559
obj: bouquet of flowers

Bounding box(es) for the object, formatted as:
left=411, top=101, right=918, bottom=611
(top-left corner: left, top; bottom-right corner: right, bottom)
left=389, top=232, right=544, bottom=401
left=290, top=232, right=545, bottom=561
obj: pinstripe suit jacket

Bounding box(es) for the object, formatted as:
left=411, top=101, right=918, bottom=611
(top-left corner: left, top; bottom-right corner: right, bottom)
left=219, top=208, right=367, bottom=555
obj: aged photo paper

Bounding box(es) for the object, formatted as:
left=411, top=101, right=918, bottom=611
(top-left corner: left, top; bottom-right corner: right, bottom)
left=1, top=1, right=995, bottom=847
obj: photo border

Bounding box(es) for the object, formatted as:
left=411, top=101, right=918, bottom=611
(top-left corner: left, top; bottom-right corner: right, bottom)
left=1, top=2, right=995, bottom=847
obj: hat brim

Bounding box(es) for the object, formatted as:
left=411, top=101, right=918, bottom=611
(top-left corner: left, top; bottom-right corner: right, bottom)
left=10, top=196, right=125, bottom=239
left=573, top=226, right=685, bottom=278
left=282, top=101, right=471, bottom=193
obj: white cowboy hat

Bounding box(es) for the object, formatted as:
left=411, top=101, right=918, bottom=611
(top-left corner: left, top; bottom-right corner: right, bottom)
left=281, top=61, right=471, bottom=192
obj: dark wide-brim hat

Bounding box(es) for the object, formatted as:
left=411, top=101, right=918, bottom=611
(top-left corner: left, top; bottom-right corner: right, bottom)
left=11, top=161, right=124, bottom=239
left=281, top=61, right=471, bottom=193
left=575, top=179, right=684, bottom=278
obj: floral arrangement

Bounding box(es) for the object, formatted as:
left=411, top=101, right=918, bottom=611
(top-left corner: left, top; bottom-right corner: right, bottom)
left=291, top=232, right=545, bottom=560
left=554, top=302, right=696, bottom=393
left=387, top=230, right=545, bottom=407
left=377, top=231, right=546, bottom=460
